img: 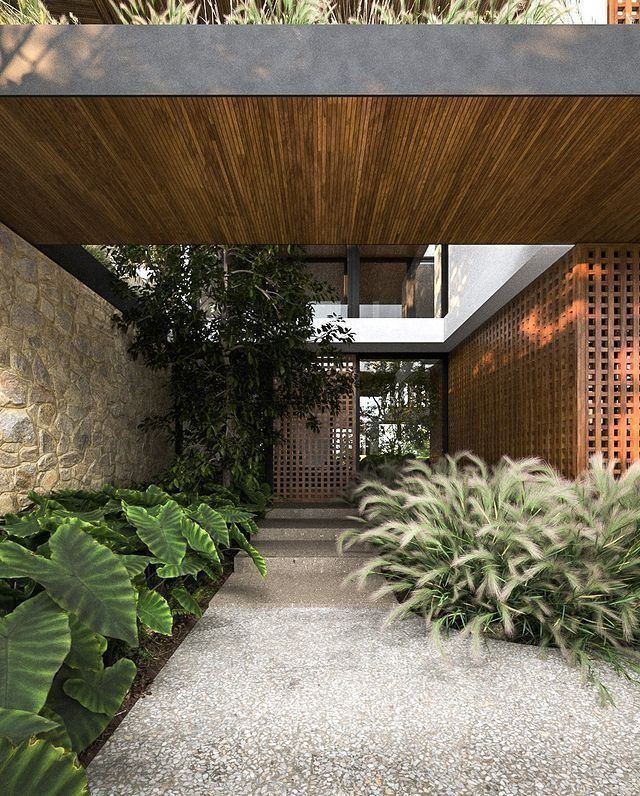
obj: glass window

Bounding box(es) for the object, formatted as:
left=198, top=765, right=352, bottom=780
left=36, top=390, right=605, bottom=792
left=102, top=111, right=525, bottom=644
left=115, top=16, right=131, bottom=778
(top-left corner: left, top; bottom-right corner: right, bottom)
left=360, top=261, right=406, bottom=318
left=307, top=261, right=347, bottom=318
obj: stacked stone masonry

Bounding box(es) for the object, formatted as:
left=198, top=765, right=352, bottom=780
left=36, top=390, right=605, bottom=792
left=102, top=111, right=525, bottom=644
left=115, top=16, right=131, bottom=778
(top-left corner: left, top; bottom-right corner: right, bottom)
left=0, top=223, right=172, bottom=514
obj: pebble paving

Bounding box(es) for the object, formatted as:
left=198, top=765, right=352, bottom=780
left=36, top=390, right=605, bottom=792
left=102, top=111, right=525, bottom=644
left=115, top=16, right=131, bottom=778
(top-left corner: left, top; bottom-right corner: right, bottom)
left=88, top=603, right=640, bottom=795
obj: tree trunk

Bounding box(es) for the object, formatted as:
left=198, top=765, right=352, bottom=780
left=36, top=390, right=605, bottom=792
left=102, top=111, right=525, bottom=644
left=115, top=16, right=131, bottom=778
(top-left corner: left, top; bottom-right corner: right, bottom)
left=221, top=248, right=236, bottom=489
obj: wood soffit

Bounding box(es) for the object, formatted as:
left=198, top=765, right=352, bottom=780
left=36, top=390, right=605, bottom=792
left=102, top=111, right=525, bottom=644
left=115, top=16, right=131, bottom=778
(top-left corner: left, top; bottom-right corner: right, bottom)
left=1, top=96, right=640, bottom=244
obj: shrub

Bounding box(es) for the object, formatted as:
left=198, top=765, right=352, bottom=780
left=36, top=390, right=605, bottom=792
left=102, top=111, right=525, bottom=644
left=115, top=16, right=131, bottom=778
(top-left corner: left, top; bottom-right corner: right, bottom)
left=341, top=454, right=640, bottom=703
left=0, top=0, right=574, bottom=26
left=0, top=484, right=264, bottom=789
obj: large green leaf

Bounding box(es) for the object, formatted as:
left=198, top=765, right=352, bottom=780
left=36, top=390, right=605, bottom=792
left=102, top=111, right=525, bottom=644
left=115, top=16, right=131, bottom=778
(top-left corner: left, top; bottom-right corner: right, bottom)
left=171, top=587, right=203, bottom=618
left=0, top=539, right=54, bottom=581
left=65, top=614, right=107, bottom=672
left=38, top=706, right=74, bottom=751
left=0, top=737, right=88, bottom=795
left=1, top=513, right=44, bottom=538
left=119, top=554, right=153, bottom=579
left=216, top=506, right=255, bottom=525
left=0, top=592, right=70, bottom=713
left=155, top=553, right=203, bottom=579
left=180, top=516, right=220, bottom=564
left=0, top=708, right=59, bottom=744
left=0, top=527, right=138, bottom=646
left=45, top=673, right=111, bottom=753
left=188, top=504, right=230, bottom=547
left=46, top=522, right=138, bottom=646
left=116, top=485, right=170, bottom=507
left=230, top=525, right=267, bottom=577
left=137, top=588, right=173, bottom=635
left=124, top=500, right=186, bottom=565
left=63, top=658, right=136, bottom=716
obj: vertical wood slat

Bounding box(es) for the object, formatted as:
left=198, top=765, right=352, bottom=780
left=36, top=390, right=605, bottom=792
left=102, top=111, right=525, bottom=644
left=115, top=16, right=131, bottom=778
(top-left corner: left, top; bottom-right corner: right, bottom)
left=448, top=251, right=580, bottom=477
left=272, top=357, right=357, bottom=501
left=579, top=246, right=640, bottom=474
left=608, top=0, right=640, bottom=22
left=448, top=245, right=640, bottom=478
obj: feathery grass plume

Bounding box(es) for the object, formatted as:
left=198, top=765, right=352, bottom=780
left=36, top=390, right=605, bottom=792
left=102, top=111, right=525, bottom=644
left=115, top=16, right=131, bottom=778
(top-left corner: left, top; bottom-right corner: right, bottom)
left=342, top=453, right=640, bottom=703
left=0, top=0, right=71, bottom=22
left=113, top=0, right=202, bottom=23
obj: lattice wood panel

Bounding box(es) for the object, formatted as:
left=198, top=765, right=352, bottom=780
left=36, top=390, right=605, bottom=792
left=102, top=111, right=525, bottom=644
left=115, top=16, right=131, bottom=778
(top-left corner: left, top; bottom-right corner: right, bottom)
left=449, top=251, right=580, bottom=476
left=272, top=357, right=357, bottom=501
left=579, top=246, right=640, bottom=474
left=608, top=0, right=640, bottom=22
left=449, top=246, right=640, bottom=477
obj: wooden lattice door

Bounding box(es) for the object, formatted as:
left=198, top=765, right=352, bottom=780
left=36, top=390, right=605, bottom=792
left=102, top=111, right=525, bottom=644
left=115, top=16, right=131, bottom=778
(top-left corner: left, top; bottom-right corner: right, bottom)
left=272, top=357, right=357, bottom=501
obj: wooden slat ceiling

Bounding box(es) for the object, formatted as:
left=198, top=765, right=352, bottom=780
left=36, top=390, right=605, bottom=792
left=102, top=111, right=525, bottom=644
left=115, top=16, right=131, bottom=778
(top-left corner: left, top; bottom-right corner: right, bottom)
left=1, top=95, right=640, bottom=245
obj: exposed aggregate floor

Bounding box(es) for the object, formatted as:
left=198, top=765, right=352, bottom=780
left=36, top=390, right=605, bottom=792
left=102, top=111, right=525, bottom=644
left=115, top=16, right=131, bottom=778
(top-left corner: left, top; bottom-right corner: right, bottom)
left=88, top=511, right=640, bottom=796
left=88, top=603, right=640, bottom=796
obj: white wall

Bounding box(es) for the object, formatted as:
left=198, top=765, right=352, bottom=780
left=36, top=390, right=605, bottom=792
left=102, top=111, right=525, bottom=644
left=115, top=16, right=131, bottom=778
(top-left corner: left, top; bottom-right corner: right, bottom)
left=335, top=317, right=445, bottom=347
left=313, top=245, right=573, bottom=350
left=572, top=0, right=608, bottom=23
left=444, top=245, right=573, bottom=349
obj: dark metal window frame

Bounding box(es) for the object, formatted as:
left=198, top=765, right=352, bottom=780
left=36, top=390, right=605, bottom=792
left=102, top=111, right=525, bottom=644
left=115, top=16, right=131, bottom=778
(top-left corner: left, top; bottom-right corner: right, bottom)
left=308, top=246, right=442, bottom=320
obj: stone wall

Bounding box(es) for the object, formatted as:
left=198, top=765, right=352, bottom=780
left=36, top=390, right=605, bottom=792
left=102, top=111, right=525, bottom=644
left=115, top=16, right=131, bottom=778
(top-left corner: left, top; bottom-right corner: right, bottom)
left=0, top=224, right=172, bottom=514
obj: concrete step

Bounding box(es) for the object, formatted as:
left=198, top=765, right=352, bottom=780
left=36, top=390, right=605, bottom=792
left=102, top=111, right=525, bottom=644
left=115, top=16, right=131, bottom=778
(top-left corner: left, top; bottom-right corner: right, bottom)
left=257, top=518, right=361, bottom=542
left=234, top=538, right=369, bottom=576
left=246, top=539, right=363, bottom=558
left=216, top=570, right=394, bottom=608
left=267, top=503, right=354, bottom=521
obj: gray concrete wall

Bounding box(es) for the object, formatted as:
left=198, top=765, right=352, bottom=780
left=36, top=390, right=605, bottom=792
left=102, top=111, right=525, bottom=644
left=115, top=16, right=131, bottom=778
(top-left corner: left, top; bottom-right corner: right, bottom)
left=2, top=26, right=640, bottom=96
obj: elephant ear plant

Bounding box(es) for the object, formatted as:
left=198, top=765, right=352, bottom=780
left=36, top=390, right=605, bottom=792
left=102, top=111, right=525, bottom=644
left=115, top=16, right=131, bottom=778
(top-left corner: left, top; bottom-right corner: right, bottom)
left=0, top=484, right=264, bottom=791
left=340, top=454, right=640, bottom=704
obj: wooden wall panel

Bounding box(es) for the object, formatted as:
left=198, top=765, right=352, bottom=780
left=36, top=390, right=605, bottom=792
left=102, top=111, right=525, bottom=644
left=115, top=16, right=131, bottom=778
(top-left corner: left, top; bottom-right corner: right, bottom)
left=449, top=246, right=640, bottom=477
left=608, top=0, right=640, bottom=22
left=273, top=357, right=356, bottom=501
left=581, top=246, right=640, bottom=473
left=449, top=251, right=580, bottom=476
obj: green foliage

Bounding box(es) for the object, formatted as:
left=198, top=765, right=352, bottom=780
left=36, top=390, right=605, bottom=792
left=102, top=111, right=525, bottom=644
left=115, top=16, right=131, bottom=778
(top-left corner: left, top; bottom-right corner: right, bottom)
left=0, top=0, right=72, bottom=23
left=136, top=588, right=173, bottom=635
left=0, top=737, right=88, bottom=796
left=113, top=0, right=201, bottom=22
left=171, top=586, right=204, bottom=618
left=110, top=245, right=353, bottom=492
left=0, top=593, right=70, bottom=715
left=0, top=483, right=263, bottom=769
left=115, top=0, right=574, bottom=24
left=342, top=454, right=640, bottom=703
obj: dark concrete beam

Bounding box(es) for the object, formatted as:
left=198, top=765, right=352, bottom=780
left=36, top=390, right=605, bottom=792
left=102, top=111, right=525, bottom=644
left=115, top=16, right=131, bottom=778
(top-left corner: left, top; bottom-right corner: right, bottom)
left=1, top=25, right=640, bottom=97
left=36, top=245, right=135, bottom=313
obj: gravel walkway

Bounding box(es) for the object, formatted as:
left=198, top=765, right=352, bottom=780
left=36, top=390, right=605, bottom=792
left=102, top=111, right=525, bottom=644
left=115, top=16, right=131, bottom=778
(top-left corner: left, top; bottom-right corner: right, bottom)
left=88, top=505, right=640, bottom=795
left=88, top=603, right=640, bottom=796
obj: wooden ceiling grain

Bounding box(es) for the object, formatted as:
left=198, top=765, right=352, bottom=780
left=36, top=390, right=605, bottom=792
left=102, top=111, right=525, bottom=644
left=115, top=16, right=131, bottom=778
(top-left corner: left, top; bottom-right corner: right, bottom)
left=1, top=95, right=640, bottom=245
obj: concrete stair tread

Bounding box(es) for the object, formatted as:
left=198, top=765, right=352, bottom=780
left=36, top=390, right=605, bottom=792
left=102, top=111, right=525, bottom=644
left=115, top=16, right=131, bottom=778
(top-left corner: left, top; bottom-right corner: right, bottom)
left=235, top=553, right=369, bottom=575
left=243, top=539, right=365, bottom=557
left=260, top=517, right=359, bottom=529
left=216, top=570, right=393, bottom=608
left=267, top=504, right=354, bottom=520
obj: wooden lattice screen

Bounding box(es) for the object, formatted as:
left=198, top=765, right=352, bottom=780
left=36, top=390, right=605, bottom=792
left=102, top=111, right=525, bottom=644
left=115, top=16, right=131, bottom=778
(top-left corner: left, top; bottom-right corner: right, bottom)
left=581, top=247, right=640, bottom=474
left=272, top=357, right=357, bottom=501
left=608, top=0, right=640, bottom=22
left=449, top=246, right=640, bottom=477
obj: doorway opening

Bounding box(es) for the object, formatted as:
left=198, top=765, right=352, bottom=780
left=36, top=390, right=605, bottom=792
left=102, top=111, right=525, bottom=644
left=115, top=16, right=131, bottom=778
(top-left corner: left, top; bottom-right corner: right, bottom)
left=358, top=357, right=446, bottom=470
